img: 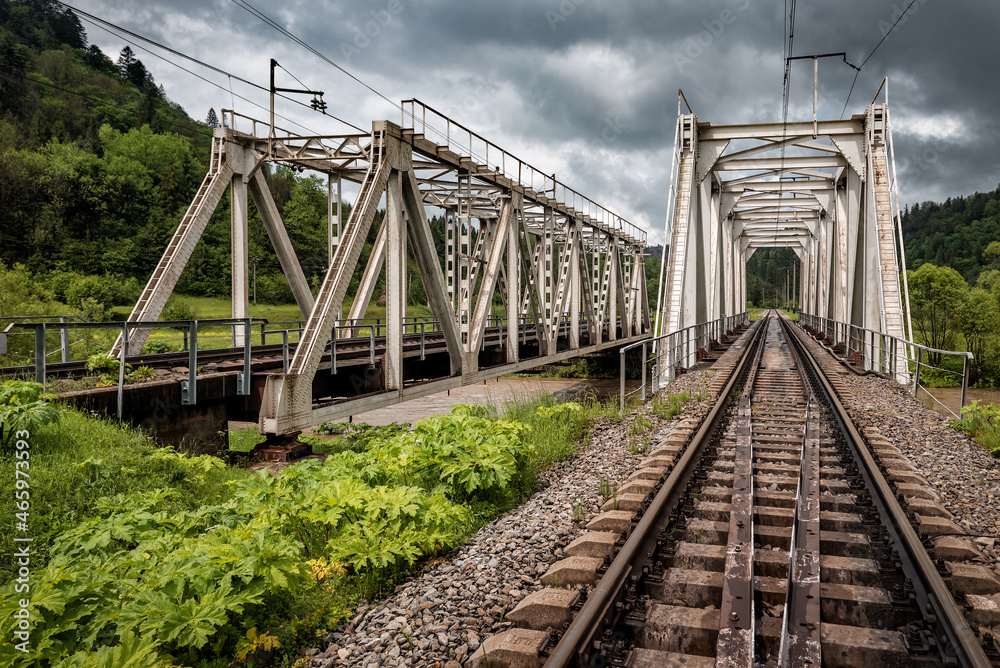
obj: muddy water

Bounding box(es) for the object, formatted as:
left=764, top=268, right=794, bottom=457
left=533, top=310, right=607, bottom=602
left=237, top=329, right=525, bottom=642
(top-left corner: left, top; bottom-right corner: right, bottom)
left=918, top=386, right=1000, bottom=419
left=329, top=377, right=638, bottom=426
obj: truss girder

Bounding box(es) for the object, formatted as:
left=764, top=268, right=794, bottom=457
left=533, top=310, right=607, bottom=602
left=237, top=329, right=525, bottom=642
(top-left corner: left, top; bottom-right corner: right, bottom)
left=657, top=101, right=911, bottom=380
left=116, top=109, right=649, bottom=436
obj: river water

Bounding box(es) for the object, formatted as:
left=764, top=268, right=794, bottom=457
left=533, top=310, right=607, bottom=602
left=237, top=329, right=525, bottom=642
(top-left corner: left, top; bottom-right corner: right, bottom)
left=918, top=387, right=1000, bottom=419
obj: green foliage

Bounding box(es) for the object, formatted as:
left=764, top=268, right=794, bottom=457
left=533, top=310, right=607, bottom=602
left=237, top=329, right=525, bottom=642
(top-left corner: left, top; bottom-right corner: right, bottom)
left=952, top=400, right=1000, bottom=457
left=0, top=410, right=248, bottom=583
left=902, top=188, right=1000, bottom=283
left=314, top=422, right=349, bottom=436
left=161, top=296, right=195, bottom=322
left=142, top=340, right=175, bottom=354
left=0, top=393, right=615, bottom=666
left=86, top=351, right=128, bottom=376
left=128, top=365, right=156, bottom=382
left=907, top=263, right=968, bottom=363
left=956, top=289, right=1000, bottom=385
left=651, top=391, right=693, bottom=421
left=228, top=427, right=266, bottom=453
left=0, top=379, right=58, bottom=448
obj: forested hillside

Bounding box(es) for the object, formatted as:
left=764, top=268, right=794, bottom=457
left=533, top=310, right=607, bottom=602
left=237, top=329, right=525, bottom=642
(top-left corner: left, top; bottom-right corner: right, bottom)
left=901, top=187, right=1000, bottom=282
left=0, top=0, right=379, bottom=317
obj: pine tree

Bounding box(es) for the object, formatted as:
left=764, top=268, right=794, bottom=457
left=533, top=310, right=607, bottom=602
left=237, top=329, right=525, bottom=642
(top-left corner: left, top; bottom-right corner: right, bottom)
left=117, top=45, right=135, bottom=81
left=205, top=108, right=219, bottom=128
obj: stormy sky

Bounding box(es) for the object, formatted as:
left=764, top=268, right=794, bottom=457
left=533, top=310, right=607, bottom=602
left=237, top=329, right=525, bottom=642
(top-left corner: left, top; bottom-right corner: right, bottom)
left=71, top=0, right=1000, bottom=243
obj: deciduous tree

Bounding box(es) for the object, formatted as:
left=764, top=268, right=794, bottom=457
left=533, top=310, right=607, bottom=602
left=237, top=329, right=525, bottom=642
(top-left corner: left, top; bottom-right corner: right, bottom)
left=907, top=263, right=967, bottom=364
left=956, top=288, right=1000, bottom=385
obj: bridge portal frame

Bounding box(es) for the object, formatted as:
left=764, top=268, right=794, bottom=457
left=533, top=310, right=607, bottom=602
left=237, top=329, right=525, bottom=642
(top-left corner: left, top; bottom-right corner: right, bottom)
left=656, top=85, right=913, bottom=383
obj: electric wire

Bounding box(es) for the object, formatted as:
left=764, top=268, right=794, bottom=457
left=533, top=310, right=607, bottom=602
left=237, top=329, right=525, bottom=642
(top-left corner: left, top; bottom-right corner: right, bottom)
left=275, top=62, right=310, bottom=93
left=775, top=0, right=797, bottom=247
left=840, top=0, right=920, bottom=118
left=230, top=0, right=397, bottom=111
left=55, top=0, right=366, bottom=133
left=228, top=0, right=498, bottom=171
left=80, top=17, right=321, bottom=136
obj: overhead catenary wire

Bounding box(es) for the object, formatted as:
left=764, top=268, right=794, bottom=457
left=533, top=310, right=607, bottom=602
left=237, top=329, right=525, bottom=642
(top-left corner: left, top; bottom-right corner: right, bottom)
left=840, top=0, right=920, bottom=118
left=79, top=17, right=322, bottom=136
left=774, top=0, right=797, bottom=247
left=230, top=0, right=397, bottom=111
left=228, top=0, right=492, bottom=166
left=55, top=0, right=366, bottom=133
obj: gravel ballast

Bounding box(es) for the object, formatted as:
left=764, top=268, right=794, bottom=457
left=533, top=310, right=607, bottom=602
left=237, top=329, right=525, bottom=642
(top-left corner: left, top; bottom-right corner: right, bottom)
left=304, top=394, right=709, bottom=668
left=305, top=332, right=1000, bottom=667
left=833, top=368, right=1000, bottom=566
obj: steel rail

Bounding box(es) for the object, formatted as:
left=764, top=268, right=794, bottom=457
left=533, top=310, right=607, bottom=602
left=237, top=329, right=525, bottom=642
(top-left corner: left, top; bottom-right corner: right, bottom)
left=542, top=317, right=769, bottom=667
left=779, top=316, right=992, bottom=668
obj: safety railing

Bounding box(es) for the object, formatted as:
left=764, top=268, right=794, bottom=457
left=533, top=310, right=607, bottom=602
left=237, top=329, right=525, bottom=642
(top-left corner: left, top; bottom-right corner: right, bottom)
left=0, top=315, right=93, bottom=364
left=2, top=318, right=256, bottom=419
left=400, top=99, right=645, bottom=245
left=618, top=312, right=750, bottom=410
left=797, top=312, right=973, bottom=418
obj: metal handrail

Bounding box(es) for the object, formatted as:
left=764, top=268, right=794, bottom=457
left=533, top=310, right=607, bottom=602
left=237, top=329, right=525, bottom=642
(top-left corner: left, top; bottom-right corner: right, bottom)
left=797, top=312, right=973, bottom=416
left=2, top=318, right=257, bottom=418
left=618, top=312, right=750, bottom=410
left=400, top=98, right=645, bottom=245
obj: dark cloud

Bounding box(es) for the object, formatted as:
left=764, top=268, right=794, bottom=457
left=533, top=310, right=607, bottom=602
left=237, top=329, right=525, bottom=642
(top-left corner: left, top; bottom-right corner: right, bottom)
left=75, top=0, right=1000, bottom=240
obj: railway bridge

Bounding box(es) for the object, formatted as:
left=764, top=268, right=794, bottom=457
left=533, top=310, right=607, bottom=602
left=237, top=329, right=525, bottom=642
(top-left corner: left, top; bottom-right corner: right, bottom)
left=655, top=86, right=912, bottom=383
left=4, top=87, right=923, bottom=445
left=4, top=101, right=653, bottom=443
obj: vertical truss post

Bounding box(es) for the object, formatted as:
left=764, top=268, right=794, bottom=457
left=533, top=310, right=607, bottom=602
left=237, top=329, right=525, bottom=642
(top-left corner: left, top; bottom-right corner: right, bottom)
left=591, top=245, right=603, bottom=345
left=569, top=219, right=581, bottom=349
left=446, top=214, right=457, bottom=312
left=231, top=172, right=250, bottom=347
left=458, top=170, right=472, bottom=346
left=385, top=169, right=406, bottom=391
left=34, top=324, right=46, bottom=387
left=506, top=195, right=521, bottom=363
left=328, top=173, right=341, bottom=269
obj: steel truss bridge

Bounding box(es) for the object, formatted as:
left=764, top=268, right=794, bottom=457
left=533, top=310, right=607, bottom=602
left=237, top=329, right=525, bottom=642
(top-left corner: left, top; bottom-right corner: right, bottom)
left=655, top=84, right=913, bottom=384
left=110, top=101, right=651, bottom=436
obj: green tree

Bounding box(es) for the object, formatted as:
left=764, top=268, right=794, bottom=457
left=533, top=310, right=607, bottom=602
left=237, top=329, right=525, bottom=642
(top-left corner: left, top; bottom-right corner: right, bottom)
left=956, top=288, right=1000, bottom=385
left=116, top=45, right=135, bottom=81
left=205, top=107, right=219, bottom=128
left=984, top=241, right=1000, bottom=271
left=907, top=263, right=968, bottom=363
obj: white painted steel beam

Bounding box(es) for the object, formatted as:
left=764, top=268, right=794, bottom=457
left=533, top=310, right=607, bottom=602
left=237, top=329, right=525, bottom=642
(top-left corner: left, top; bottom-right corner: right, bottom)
left=657, top=92, right=910, bottom=383
left=118, top=112, right=647, bottom=436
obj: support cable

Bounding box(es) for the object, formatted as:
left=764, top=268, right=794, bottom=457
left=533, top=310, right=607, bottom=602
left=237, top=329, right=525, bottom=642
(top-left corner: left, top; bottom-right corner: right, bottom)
left=56, top=1, right=366, bottom=133
left=840, top=0, right=920, bottom=118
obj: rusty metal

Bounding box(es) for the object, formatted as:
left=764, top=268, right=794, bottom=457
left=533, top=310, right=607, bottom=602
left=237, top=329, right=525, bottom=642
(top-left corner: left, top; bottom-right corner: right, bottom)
left=715, top=334, right=763, bottom=668
left=779, top=399, right=822, bottom=667
left=540, top=318, right=768, bottom=668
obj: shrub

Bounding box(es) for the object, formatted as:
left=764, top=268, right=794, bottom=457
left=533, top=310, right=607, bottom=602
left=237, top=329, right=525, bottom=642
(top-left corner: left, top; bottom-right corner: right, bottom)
left=77, top=296, right=111, bottom=322
left=952, top=400, right=1000, bottom=458
left=86, top=351, right=129, bottom=376
left=0, top=380, right=59, bottom=449
left=129, top=365, right=156, bottom=382
left=142, top=340, right=175, bottom=354
left=162, top=297, right=195, bottom=322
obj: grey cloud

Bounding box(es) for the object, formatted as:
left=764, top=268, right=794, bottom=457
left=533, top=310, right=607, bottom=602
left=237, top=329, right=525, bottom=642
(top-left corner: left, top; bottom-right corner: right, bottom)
left=74, top=0, right=1000, bottom=242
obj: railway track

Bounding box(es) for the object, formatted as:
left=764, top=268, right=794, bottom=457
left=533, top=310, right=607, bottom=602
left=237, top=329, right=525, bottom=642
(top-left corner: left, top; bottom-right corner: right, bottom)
left=471, top=312, right=998, bottom=668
